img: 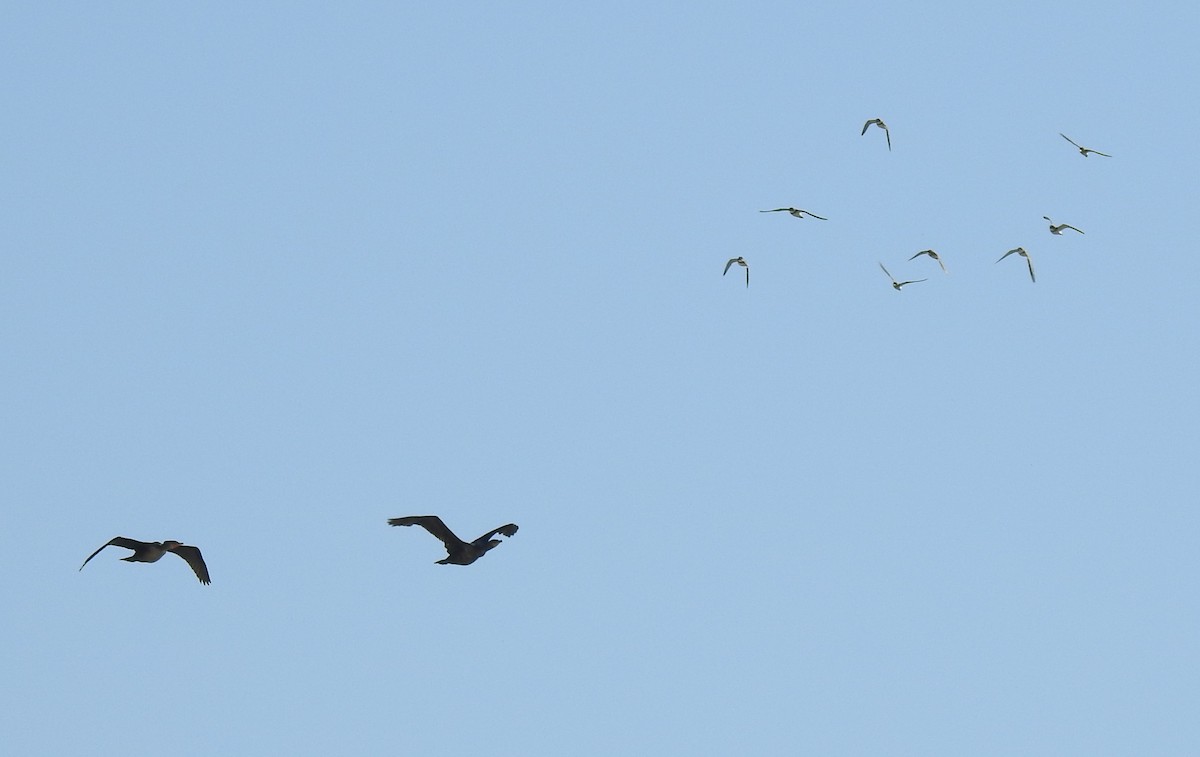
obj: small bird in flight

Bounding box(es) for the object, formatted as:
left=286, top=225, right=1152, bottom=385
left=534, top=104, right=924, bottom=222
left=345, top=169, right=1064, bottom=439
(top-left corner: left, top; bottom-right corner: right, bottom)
left=1060, top=133, right=1111, bottom=158
left=1043, top=216, right=1084, bottom=235
left=879, top=262, right=925, bottom=290
left=997, top=247, right=1036, bottom=283
left=909, top=249, right=947, bottom=273
left=388, top=515, right=518, bottom=566
left=724, top=256, right=749, bottom=288
left=79, top=537, right=211, bottom=585
left=759, top=207, right=828, bottom=220
left=862, top=118, right=891, bottom=150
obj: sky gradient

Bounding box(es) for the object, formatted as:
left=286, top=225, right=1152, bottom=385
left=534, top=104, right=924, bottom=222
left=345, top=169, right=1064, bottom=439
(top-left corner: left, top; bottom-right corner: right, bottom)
left=3, top=3, right=1198, bottom=754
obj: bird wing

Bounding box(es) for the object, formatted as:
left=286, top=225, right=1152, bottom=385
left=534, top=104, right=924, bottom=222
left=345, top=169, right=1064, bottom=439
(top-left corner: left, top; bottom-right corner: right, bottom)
left=884, top=127, right=891, bottom=151
left=1060, top=133, right=1083, bottom=149
left=759, top=208, right=789, bottom=213
left=476, top=523, right=519, bottom=543
left=899, top=279, right=928, bottom=286
left=388, top=515, right=467, bottom=552
left=861, top=120, right=872, bottom=135
left=806, top=211, right=828, bottom=220
left=878, top=262, right=895, bottom=282
left=79, top=537, right=147, bottom=571
left=745, top=265, right=749, bottom=288
left=1089, top=149, right=1112, bottom=157
left=1026, top=256, right=1036, bottom=283
left=996, top=249, right=1018, bottom=263
left=937, top=257, right=947, bottom=273
left=723, top=258, right=736, bottom=275
left=170, top=545, right=211, bottom=585
left=1064, top=224, right=1084, bottom=234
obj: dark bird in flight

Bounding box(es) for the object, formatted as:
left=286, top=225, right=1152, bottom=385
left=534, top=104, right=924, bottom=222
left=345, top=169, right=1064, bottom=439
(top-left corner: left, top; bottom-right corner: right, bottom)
left=862, top=118, right=891, bottom=150
left=759, top=207, right=828, bottom=220
left=1043, top=216, right=1084, bottom=235
left=724, top=256, right=749, bottom=287
left=388, top=516, right=518, bottom=565
left=997, top=247, right=1036, bottom=283
left=1059, top=133, right=1111, bottom=157
left=79, top=537, right=211, bottom=585
left=879, top=262, right=926, bottom=290
left=909, top=249, right=948, bottom=273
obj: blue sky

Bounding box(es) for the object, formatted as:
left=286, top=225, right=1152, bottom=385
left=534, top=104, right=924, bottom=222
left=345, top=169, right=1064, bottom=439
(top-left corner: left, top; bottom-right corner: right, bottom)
left=3, top=2, right=1198, bottom=754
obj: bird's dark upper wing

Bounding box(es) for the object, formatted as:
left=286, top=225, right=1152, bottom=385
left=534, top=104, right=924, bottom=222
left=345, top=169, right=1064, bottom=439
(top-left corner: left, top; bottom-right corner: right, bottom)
left=476, top=523, right=519, bottom=543
left=1026, top=257, right=1036, bottom=283
left=1089, top=150, right=1112, bottom=157
left=878, top=262, right=895, bottom=282
left=806, top=212, right=828, bottom=220
left=170, top=545, right=211, bottom=585
left=861, top=121, right=871, bottom=135
left=79, top=537, right=147, bottom=571
left=759, top=208, right=789, bottom=213
left=723, top=258, right=736, bottom=275
left=388, top=515, right=466, bottom=551
left=884, top=128, right=891, bottom=150
left=1060, top=133, right=1083, bottom=149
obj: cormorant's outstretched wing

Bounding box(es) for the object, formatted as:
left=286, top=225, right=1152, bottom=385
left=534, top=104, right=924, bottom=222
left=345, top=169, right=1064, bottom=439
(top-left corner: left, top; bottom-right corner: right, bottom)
left=388, top=515, right=467, bottom=552
left=475, top=523, right=519, bottom=544
left=79, top=537, right=147, bottom=571
left=171, top=545, right=211, bottom=585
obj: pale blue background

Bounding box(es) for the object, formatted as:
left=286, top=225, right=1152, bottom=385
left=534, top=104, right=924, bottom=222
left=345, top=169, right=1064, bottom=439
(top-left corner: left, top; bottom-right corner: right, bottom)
left=3, top=2, right=1198, bottom=754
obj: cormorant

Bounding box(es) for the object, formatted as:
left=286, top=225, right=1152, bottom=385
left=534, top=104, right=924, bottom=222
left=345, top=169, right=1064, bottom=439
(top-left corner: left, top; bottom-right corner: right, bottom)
left=388, top=516, right=518, bottom=565
left=79, top=537, right=210, bottom=585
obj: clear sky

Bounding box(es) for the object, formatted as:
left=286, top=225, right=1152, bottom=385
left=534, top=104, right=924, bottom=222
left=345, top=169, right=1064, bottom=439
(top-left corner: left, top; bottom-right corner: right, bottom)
left=3, top=2, right=1198, bottom=755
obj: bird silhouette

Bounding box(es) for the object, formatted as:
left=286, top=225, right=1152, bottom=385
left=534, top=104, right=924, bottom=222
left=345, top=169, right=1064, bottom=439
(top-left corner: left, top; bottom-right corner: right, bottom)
left=1043, top=216, right=1084, bottom=235
left=879, top=262, right=926, bottom=290
left=79, top=537, right=210, bottom=585
left=724, top=256, right=749, bottom=287
left=909, top=249, right=947, bottom=273
left=862, top=118, right=891, bottom=150
left=388, top=516, right=518, bottom=566
left=1060, top=133, right=1111, bottom=157
left=996, top=247, right=1036, bottom=283
left=758, top=207, right=828, bottom=220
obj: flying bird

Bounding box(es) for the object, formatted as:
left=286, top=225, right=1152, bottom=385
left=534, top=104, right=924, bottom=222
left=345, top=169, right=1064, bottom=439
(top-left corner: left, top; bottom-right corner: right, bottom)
left=388, top=515, right=518, bottom=565
left=79, top=537, right=210, bottom=585
left=758, top=207, right=828, bottom=220
left=879, top=262, right=926, bottom=290
left=1059, top=133, right=1111, bottom=157
left=997, top=247, right=1036, bottom=283
left=1043, top=216, right=1084, bottom=235
left=724, top=256, right=749, bottom=287
left=909, top=249, right=947, bottom=273
left=862, top=118, right=891, bottom=150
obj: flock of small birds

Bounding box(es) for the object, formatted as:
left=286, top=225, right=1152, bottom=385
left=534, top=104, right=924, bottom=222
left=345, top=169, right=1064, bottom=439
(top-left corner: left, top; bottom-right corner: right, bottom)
left=724, top=122, right=1109, bottom=290
left=79, top=515, right=520, bottom=584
